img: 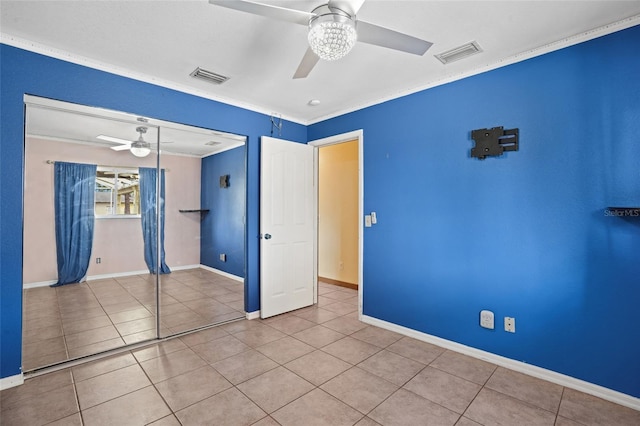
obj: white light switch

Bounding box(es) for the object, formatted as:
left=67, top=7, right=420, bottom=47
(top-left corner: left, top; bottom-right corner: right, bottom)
left=365, top=215, right=372, bottom=227
left=371, top=212, right=377, bottom=224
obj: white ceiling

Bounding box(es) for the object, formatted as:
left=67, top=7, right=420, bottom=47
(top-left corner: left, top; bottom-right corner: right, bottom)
left=2, top=1, right=640, bottom=125
left=25, top=95, right=247, bottom=157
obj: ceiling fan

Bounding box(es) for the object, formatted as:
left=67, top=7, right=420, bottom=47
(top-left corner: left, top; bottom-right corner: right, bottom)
left=209, top=0, right=433, bottom=78
left=97, top=126, right=161, bottom=158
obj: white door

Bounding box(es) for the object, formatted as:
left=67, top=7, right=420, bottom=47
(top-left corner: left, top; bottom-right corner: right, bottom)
left=260, top=136, right=316, bottom=318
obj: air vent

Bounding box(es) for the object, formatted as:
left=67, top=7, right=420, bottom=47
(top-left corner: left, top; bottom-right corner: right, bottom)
left=190, top=67, right=229, bottom=84
left=435, top=41, right=482, bottom=65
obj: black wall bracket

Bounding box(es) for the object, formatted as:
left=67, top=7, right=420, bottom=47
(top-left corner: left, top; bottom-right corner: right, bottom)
left=471, top=126, right=519, bottom=160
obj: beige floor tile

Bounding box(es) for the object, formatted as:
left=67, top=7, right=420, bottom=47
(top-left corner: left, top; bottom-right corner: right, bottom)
left=67, top=337, right=125, bottom=358
left=292, top=307, right=341, bottom=324
left=251, top=416, right=281, bottom=426
left=23, top=349, right=69, bottom=371
left=486, top=367, right=563, bottom=412
left=147, top=414, right=182, bottom=426
left=358, top=349, right=425, bottom=386
left=232, top=325, right=287, bottom=347
left=554, top=417, right=583, bottom=426
left=322, top=336, right=381, bottom=365
left=355, top=417, right=382, bottom=425
left=453, top=417, right=482, bottom=426
left=76, top=364, right=151, bottom=409
left=108, top=306, right=153, bottom=324
left=237, top=366, right=314, bottom=413
left=81, top=386, right=171, bottom=426
left=175, top=387, right=266, bottom=426
left=404, top=366, right=481, bottom=414
left=369, top=388, right=459, bottom=426
left=321, top=301, right=358, bottom=316
left=465, top=388, right=556, bottom=426
left=132, top=337, right=187, bottom=362
left=255, top=336, right=315, bottom=364
left=61, top=315, right=112, bottom=334
left=430, top=350, right=496, bottom=385
left=265, top=315, right=317, bottom=334
left=272, top=388, right=363, bottom=426
left=0, top=370, right=73, bottom=410
left=351, top=326, right=403, bottom=348
left=386, top=336, right=446, bottom=364
left=285, top=350, right=351, bottom=386
left=72, top=352, right=137, bottom=382
left=0, top=384, right=78, bottom=426
left=558, top=388, right=640, bottom=426
left=64, top=324, right=120, bottom=349
left=140, top=348, right=207, bottom=383
left=155, top=365, right=232, bottom=411
left=211, top=349, right=278, bottom=385
left=114, top=316, right=156, bottom=336
left=322, top=316, right=368, bottom=335
left=122, top=328, right=158, bottom=344
left=292, top=324, right=345, bottom=348
left=178, top=325, right=229, bottom=347
left=321, top=367, right=399, bottom=414
left=22, top=323, right=64, bottom=345
left=47, top=412, right=83, bottom=426
left=191, top=334, right=251, bottom=363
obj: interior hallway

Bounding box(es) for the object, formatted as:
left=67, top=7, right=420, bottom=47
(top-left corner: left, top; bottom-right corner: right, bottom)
left=2, top=282, right=639, bottom=425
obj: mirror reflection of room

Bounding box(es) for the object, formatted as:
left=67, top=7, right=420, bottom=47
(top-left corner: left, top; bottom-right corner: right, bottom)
left=22, top=96, right=247, bottom=372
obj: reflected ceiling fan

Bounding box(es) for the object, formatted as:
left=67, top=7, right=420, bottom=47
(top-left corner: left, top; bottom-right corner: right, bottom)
left=97, top=126, right=173, bottom=158
left=209, top=0, right=433, bottom=78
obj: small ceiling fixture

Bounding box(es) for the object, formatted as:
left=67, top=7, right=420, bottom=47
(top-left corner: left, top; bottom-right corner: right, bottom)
left=308, top=99, right=321, bottom=106
left=435, top=41, right=483, bottom=65
left=308, top=5, right=357, bottom=61
left=130, top=126, right=151, bottom=158
left=190, top=67, right=230, bottom=84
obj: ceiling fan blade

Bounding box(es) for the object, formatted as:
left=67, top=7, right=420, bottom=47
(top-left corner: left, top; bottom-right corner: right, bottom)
left=357, top=20, right=433, bottom=56
left=208, top=0, right=313, bottom=26
left=111, top=144, right=131, bottom=151
left=328, top=0, right=366, bottom=16
left=293, top=48, right=320, bottom=79
left=97, top=134, right=132, bottom=145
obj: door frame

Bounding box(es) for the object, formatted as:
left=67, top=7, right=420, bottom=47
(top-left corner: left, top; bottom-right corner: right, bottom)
left=309, top=129, right=364, bottom=317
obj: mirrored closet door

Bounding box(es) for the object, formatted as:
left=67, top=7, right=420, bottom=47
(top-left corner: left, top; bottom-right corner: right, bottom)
left=22, top=96, right=247, bottom=372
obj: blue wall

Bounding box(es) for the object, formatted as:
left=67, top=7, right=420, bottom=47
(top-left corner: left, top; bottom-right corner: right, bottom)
left=0, top=44, right=306, bottom=379
left=309, top=26, right=640, bottom=397
left=201, top=146, right=246, bottom=277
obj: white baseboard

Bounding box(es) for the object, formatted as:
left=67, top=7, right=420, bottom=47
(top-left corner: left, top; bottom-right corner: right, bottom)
left=0, top=373, right=24, bottom=390
left=199, top=265, right=244, bottom=283
left=23, top=265, right=206, bottom=289
left=246, top=311, right=260, bottom=320
left=361, top=315, right=640, bottom=411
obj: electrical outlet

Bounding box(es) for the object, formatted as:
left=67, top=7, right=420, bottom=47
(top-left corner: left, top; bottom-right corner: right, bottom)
left=219, top=253, right=226, bottom=262
left=504, top=316, right=516, bottom=333
left=96, top=257, right=101, bottom=264
left=339, top=261, right=344, bottom=270
left=480, top=310, right=494, bottom=329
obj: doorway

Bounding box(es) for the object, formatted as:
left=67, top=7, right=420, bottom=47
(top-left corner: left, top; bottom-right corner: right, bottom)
left=310, top=130, right=364, bottom=316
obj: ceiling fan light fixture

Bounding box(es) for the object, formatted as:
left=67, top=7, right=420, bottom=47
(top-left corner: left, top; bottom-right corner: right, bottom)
left=308, top=6, right=357, bottom=61
left=130, top=126, right=151, bottom=157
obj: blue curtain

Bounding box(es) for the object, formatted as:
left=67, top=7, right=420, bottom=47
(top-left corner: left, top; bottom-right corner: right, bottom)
left=52, top=162, right=97, bottom=286
left=139, top=167, right=171, bottom=274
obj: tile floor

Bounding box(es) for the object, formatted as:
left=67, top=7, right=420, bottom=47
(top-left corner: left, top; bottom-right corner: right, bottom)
left=22, top=268, right=245, bottom=371
left=3, top=282, right=639, bottom=425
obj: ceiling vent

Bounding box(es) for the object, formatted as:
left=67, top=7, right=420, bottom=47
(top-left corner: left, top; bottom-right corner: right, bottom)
left=435, top=41, right=482, bottom=65
left=190, top=67, right=229, bottom=84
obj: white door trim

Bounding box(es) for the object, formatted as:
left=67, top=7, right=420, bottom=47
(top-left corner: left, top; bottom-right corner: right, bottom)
left=309, top=130, right=364, bottom=317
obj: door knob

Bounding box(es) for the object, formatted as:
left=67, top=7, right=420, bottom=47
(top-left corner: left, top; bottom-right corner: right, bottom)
left=264, top=233, right=272, bottom=240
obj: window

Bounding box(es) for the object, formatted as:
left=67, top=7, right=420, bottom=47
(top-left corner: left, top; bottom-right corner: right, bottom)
left=95, top=167, right=141, bottom=217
